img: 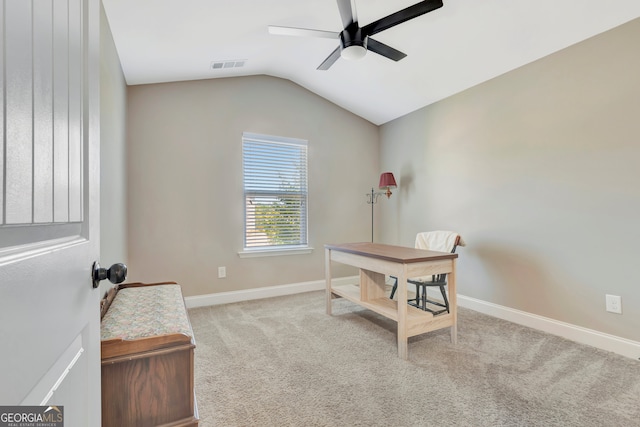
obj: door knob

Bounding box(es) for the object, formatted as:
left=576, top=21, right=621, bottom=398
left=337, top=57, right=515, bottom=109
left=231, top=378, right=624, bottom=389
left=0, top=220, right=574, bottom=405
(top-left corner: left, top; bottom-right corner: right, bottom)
left=92, top=261, right=127, bottom=289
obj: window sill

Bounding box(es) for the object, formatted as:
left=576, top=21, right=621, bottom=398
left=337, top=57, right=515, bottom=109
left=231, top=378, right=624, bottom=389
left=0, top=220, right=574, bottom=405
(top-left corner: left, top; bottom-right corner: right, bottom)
left=238, top=246, right=314, bottom=258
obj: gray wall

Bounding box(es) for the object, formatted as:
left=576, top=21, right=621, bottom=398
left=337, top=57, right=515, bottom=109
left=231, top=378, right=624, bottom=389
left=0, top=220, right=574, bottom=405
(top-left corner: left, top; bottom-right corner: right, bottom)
left=99, top=5, right=128, bottom=294
left=379, top=19, right=640, bottom=341
left=126, top=76, right=379, bottom=297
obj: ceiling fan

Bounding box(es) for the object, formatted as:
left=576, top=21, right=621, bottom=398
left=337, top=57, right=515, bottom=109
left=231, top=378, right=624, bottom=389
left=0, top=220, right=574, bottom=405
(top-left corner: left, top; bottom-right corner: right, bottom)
left=268, top=0, right=444, bottom=70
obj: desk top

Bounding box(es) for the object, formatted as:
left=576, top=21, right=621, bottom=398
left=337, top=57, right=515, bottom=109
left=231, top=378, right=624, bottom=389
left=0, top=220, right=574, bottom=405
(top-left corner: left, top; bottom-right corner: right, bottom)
left=325, top=242, right=457, bottom=263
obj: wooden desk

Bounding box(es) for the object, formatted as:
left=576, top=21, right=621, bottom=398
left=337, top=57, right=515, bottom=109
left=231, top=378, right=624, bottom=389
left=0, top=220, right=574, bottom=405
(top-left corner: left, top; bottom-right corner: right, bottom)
left=325, top=242, right=458, bottom=360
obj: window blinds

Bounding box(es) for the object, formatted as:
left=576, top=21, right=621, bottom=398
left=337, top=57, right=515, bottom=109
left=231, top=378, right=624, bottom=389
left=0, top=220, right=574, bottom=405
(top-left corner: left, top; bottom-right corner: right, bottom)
left=242, top=133, right=308, bottom=249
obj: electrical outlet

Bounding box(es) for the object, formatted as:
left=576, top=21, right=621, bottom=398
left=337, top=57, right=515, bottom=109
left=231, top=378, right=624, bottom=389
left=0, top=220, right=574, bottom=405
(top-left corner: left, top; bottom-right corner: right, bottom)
left=218, top=266, right=226, bottom=279
left=605, top=294, right=621, bottom=314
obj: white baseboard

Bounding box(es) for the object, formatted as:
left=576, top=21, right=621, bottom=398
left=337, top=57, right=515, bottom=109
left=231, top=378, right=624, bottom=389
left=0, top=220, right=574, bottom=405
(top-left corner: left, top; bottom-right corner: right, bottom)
left=184, top=277, right=355, bottom=309
left=457, top=294, right=640, bottom=360
left=185, top=277, right=640, bottom=360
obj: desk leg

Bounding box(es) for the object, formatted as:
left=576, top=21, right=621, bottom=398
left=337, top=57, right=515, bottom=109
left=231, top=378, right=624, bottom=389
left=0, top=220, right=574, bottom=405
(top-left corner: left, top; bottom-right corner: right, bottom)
left=397, top=270, right=408, bottom=360
left=325, top=248, right=332, bottom=315
left=449, top=258, right=458, bottom=344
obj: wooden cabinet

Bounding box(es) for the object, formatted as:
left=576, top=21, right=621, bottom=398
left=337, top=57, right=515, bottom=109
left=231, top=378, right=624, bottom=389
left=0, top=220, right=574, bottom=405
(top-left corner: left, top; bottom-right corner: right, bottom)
left=100, top=282, right=198, bottom=427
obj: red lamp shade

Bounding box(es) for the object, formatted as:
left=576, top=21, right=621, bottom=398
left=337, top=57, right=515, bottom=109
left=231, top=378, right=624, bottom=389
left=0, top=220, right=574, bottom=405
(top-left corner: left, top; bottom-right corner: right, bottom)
left=379, top=172, right=397, bottom=198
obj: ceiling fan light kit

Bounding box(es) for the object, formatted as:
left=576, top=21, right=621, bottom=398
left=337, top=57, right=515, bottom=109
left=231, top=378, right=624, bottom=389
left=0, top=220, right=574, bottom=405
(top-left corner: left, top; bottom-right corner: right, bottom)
left=269, top=0, right=444, bottom=70
left=341, top=45, right=367, bottom=60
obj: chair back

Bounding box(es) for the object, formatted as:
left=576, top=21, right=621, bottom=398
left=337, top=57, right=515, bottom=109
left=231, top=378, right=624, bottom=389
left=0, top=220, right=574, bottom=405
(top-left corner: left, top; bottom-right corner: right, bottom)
left=414, top=231, right=463, bottom=283
left=414, top=231, right=463, bottom=254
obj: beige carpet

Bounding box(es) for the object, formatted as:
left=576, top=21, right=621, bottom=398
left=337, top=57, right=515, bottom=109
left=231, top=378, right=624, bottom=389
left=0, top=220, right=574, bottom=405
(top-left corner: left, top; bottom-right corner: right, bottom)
left=188, top=291, right=640, bottom=427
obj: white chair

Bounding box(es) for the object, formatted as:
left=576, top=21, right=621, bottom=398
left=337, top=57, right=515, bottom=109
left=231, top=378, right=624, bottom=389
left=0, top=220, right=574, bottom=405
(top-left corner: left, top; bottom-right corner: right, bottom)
left=389, top=231, right=464, bottom=315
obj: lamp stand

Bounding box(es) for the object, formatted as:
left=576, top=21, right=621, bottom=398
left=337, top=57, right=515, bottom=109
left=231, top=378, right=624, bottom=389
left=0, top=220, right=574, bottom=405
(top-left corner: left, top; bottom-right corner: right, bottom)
left=366, top=172, right=397, bottom=243
left=366, top=187, right=384, bottom=242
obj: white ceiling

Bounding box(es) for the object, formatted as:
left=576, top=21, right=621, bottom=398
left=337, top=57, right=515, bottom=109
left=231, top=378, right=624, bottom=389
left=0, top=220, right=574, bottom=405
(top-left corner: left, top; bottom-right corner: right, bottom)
left=102, top=0, right=640, bottom=125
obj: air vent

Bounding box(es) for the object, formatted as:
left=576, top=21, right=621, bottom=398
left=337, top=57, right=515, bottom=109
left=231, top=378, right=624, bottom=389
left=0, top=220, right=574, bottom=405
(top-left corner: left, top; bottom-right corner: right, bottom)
left=211, top=59, right=247, bottom=70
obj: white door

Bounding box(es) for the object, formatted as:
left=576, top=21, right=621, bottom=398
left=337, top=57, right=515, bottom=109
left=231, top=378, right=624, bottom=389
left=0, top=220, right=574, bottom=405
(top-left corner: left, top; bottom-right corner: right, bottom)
left=0, top=0, right=101, bottom=426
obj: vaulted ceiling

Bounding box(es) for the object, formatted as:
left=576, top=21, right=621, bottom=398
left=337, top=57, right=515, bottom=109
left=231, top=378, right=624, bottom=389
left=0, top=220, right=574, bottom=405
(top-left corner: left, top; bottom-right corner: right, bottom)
left=102, top=0, right=640, bottom=125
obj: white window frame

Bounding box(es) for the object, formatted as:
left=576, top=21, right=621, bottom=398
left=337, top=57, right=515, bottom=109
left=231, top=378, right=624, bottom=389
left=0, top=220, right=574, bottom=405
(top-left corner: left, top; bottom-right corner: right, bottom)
left=238, top=132, right=312, bottom=258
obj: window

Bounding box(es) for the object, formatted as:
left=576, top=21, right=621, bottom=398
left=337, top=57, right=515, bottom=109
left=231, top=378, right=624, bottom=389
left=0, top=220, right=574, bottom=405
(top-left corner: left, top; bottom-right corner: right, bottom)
left=242, top=132, right=308, bottom=253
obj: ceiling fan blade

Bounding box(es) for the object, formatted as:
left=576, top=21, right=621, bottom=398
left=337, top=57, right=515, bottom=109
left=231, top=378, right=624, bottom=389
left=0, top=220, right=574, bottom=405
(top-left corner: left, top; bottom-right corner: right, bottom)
left=336, top=0, right=357, bottom=28
left=362, top=0, right=443, bottom=37
left=317, top=46, right=342, bottom=70
left=268, top=26, right=339, bottom=39
left=366, top=38, right=407, bottom=62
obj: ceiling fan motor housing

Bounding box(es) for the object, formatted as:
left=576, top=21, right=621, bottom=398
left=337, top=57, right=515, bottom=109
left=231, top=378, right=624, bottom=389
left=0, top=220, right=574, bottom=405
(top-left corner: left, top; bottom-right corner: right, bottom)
left=340, top=27, right=367, bottom=60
